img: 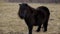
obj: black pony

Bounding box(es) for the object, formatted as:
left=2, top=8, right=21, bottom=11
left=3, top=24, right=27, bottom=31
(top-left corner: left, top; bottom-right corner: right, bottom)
left=18, top=3, right=50, bottom=34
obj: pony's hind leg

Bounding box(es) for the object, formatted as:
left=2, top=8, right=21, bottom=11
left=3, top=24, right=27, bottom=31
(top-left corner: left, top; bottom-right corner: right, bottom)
left=36, top=25, right=41, bottom=32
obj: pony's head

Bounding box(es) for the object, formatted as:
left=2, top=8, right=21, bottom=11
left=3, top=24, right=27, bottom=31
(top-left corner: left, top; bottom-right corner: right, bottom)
left=18, top=3, right=28, bottom=19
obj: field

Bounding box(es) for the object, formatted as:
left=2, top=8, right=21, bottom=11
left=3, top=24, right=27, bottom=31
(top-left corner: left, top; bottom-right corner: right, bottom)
left=0, top=3, right=60, bottom=34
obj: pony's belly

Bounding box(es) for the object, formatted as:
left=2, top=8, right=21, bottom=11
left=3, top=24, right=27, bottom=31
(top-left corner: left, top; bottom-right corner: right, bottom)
left=33, top=23, right=39, bottom=26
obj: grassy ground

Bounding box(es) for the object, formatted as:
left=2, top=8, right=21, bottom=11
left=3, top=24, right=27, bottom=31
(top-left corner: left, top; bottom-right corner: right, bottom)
left=0, top=3, right=60, bottom=34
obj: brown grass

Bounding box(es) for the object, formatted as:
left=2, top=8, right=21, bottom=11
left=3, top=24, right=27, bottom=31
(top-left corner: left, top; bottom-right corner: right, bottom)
left=0, top=3, right=60, bottom=34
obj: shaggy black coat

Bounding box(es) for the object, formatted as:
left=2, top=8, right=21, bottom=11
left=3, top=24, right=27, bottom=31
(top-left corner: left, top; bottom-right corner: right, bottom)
left=18, top=3, right=50, bottom=34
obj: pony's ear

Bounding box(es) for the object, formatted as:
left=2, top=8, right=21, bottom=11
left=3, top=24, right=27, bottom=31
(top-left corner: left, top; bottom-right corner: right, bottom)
left=19, top=4, right=21, bottom=6
left=22, top=3, right=28, bottom=6
left=25, top=4, right=28, bottom=6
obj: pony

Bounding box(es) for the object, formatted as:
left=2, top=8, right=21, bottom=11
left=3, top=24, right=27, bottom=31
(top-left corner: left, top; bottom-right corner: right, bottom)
left=18, top=3, right=50, bottom=34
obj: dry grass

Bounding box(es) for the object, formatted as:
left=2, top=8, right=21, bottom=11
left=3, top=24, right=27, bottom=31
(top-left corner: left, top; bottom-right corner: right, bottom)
left=0, top=3, right=60, bottom=34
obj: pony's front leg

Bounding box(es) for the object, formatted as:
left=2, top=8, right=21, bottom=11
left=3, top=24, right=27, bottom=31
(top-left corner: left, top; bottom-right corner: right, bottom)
left=28, top=25, right=33, bottom=34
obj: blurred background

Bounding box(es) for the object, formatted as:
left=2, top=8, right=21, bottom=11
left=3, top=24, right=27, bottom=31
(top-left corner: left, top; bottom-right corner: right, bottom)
left=0, top=0, right=60, bottom=3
